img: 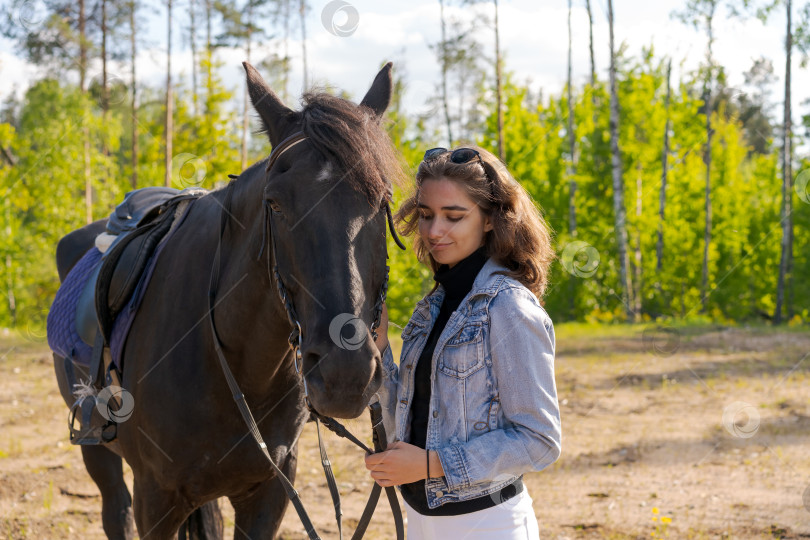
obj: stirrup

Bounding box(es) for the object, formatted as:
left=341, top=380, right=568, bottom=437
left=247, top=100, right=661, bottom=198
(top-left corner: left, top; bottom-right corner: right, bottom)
left=68, top=396, right=117, bottom=445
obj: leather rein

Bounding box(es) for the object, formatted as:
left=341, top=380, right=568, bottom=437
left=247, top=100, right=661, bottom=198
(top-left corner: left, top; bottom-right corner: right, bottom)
left=207, top=131, right=406, bottom=540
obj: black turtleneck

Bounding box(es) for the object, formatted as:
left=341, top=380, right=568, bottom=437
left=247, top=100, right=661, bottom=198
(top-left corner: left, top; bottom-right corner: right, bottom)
left=400, top=246, right=523, bottom=515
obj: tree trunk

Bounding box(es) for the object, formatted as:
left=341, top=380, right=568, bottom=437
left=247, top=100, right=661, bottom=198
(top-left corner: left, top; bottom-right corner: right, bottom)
left=494, top=0, right=504, bottom=161
left=300, top=0, right=308, bottom=90
left=165, top=0, right=173, bottom=187
left=130, top=0, right=138, bottom=190
left=566, top=0, right=578, bottom=317
left=585, top=0, right=599, bottom=168
left=79, top=0, right=87, bottom=92
left=79, top=0, right=92, bottom=223
left=586, top=0, right=596, bottom=89
left=656, top=58, right=671, bottom=280
left=84, top=133, right=91, bottom=223
left=458, top=71, right=465, bottom=141
left=101, top=0, right=108, bottom=118
left=439, top=0, right=453, bottom=144
left=282, top=0, right=291, bottom=102
left=566, top=0, right=577, bottom=236
left=206, top=0, right=213, bottom=109
left=775, top=0, right=793, bottom=324
left=634, top=161, right=642, bottom=316
left=190, top=0, right=198, bottom=117
left=242, top=5, right=252, bottom=171
left=607, top=0, right=633, bottom=321
left=700, top=7, right=715, bottom=315
left=100, top=0, right=110, bottom=204
left=5, top=198, right=15, bottom=326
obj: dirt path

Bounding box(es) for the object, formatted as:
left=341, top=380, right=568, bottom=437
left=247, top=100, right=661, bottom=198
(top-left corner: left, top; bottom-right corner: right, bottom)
left=1, top=324, right=809, bottom=539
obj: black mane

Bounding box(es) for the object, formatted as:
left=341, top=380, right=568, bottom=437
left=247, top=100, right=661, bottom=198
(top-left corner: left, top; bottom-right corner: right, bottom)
left=298, top=91, right=407, bottom=204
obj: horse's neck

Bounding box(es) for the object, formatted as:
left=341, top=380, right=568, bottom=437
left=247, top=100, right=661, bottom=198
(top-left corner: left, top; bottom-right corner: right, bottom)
left=205, top=168, right=295, bottom=388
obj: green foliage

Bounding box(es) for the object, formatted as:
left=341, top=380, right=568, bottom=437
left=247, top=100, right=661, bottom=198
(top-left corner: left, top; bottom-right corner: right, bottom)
left=0, top=79, right=120, bottom=330
left=467, top=47, right=795, bottom=324
left=0, top=43, right=805, bottom=330
left=0, top=49, right=241, bottom=332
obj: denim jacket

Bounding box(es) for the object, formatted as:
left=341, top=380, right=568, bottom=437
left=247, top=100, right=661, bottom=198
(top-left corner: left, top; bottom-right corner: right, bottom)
left=375, top=257, right=562, bottom=509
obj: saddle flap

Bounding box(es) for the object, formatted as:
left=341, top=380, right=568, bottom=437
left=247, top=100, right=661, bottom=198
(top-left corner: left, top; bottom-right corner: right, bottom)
left=75, top=262, right=102, bottom=347
left=107, top=223, right=165, bottom=314
left=96, top=212, right=175, bottom=342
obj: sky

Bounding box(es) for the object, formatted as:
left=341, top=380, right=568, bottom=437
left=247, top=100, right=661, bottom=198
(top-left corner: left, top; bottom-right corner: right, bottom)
left=0, top=0, right=804, bottom=134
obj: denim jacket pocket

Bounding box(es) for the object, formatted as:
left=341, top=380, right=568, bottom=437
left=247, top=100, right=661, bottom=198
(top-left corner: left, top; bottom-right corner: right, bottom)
left=438, top=322, right=485, bottom=378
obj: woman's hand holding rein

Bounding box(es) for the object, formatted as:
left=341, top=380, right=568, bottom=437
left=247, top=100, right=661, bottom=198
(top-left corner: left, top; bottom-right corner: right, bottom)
left=364, top=441, right=445, bottom=487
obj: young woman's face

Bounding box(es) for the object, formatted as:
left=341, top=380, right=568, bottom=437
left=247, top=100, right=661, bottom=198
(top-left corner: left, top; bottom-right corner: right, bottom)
left=417, top=177, right=492, bottom=268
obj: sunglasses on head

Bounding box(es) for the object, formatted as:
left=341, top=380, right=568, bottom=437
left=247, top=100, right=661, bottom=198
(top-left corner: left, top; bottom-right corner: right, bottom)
left=423, top=147, right=483, bottom=165
left=423, top=147, right=494, bottom=191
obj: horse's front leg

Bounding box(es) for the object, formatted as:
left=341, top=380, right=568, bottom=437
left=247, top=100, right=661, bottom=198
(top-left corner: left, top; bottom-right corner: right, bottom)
left=228, top=445, right=299, bottom=540
left=132, top=473, right=194, bottom=540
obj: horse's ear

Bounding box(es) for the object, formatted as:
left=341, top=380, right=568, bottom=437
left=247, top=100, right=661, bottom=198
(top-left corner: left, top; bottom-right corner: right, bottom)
left=360, top=62, right=393, bottom=120
left=242, top=62, right=295, bottom=146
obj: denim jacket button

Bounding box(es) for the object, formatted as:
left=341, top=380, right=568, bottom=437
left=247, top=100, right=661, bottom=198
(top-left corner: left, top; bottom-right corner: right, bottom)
left=435, top=490, right=444, bottom=497
left=432, top=410, right=438, bottom=418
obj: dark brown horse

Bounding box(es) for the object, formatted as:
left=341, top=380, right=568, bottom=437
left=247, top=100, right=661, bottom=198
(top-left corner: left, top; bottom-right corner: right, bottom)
left=50, top=61, right=405, bottom=539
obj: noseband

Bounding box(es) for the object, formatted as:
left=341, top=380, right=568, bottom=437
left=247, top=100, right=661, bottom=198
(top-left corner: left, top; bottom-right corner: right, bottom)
left=207, top=131, right=406, bottom=540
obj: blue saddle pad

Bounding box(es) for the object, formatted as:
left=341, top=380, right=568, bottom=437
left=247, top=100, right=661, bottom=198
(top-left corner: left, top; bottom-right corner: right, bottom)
left=47, top=198, right=195, bottom=372
left=47, top=247, right=103, bottom=366
left=46, top=242, right=167, bottom=370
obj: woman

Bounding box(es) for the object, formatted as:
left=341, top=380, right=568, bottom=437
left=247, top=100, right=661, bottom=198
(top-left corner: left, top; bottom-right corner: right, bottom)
left=365, top=145, right=562, bottom=539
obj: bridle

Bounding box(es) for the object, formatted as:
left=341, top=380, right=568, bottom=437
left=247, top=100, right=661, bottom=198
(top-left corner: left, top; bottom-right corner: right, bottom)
left=262, top=132, right=406, bottom=400
left=207, top=131, right=406, bottom=540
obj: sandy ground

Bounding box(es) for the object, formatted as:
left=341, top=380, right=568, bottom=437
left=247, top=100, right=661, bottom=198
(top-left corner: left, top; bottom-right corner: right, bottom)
left=1, top=323, right=809, bottom=539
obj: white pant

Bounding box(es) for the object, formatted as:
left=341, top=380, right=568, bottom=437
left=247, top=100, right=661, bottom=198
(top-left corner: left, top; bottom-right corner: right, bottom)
left=402, top=489, right=541, bottom=539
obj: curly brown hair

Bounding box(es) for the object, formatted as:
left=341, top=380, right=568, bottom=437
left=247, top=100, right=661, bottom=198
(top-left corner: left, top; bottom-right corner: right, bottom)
left=395, top=145, right=556, bottom=300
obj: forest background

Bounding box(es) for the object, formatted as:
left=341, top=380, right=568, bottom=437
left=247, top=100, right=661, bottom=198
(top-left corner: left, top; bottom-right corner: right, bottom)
left=0, top=0, right=807, bottom=334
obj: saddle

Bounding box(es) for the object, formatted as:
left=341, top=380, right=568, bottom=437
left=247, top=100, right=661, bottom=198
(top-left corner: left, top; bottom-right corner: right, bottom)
left=69, top=186, right=207, bottom=445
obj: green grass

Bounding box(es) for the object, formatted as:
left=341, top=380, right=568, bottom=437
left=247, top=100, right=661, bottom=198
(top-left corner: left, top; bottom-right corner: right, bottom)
left=554, top=318, right=809, bottom=341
